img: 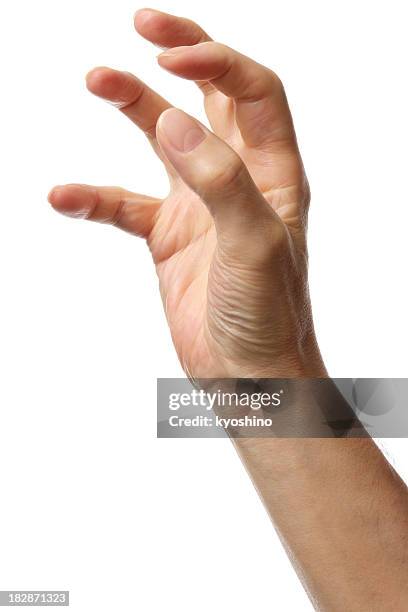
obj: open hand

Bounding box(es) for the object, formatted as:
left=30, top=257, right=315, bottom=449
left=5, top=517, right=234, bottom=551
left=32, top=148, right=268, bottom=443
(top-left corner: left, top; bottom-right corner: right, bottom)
left=48, top=8, right=326, bottom=379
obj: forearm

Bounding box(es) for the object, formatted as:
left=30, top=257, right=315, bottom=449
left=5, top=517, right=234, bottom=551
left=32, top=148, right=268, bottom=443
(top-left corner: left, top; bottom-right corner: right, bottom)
left=235, top=437, right=408, bottom=610
left=47, top=7, right=408, bottom=609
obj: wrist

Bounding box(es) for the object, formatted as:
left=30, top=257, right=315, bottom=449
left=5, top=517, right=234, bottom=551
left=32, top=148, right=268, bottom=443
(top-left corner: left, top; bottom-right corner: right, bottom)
left=234, top=335, right=327, bottom=379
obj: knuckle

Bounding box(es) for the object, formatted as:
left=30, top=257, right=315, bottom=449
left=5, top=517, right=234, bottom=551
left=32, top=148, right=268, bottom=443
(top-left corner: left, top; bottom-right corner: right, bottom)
left=185, top=20, right=209, bottom=44
left=199, top=154, right=247, bottom=195
left=266, top=69, right=285, bottom=95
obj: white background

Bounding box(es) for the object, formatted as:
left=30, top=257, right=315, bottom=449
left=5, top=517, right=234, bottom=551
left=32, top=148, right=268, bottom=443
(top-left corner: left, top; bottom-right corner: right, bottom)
left=0, top=1, right=407, bottom=610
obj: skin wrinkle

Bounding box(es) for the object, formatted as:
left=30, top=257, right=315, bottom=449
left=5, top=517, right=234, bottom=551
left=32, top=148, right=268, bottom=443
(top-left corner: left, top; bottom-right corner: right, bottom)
left=193, top=154, right=250, bottom=202
left=118, top=83, right=162, bottom=137
left=108, top=197, right=127, bottom=227
left=206, top=251, right=307, bottom=363
left=149, top=206, right=213, bottom=265
left=48, top=12, right=408, bottom=608
left=118, top=84, right=164, bottom=137
left=114, top=81, right=145, bottom=110
left=81, top=187, right=99, bottom=220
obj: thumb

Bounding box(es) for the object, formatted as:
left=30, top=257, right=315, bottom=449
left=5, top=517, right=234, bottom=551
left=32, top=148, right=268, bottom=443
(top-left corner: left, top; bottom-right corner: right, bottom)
left=156, top=108, right=282, bottom=246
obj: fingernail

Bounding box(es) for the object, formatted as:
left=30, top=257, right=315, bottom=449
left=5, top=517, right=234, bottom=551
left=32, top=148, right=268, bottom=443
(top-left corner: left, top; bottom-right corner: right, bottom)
left=159, top=108, right=206, bottom=153
left=158, top=48, right=185, bottom=59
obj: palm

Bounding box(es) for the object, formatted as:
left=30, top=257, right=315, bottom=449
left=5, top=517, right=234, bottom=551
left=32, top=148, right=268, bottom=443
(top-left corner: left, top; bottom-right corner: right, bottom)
left=148, top=92, right=307, bottom=377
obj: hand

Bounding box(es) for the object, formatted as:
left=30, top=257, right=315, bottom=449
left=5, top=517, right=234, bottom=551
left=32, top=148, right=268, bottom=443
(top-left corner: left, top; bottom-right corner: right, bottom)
left=48, top=8, right=326, bottom=379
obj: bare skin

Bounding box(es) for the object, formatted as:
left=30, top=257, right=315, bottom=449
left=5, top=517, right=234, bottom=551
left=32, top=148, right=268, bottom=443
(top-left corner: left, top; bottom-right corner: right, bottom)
left=49, top=8, right=325, bottom=380
left=48, top=9, right=408, bottom=611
